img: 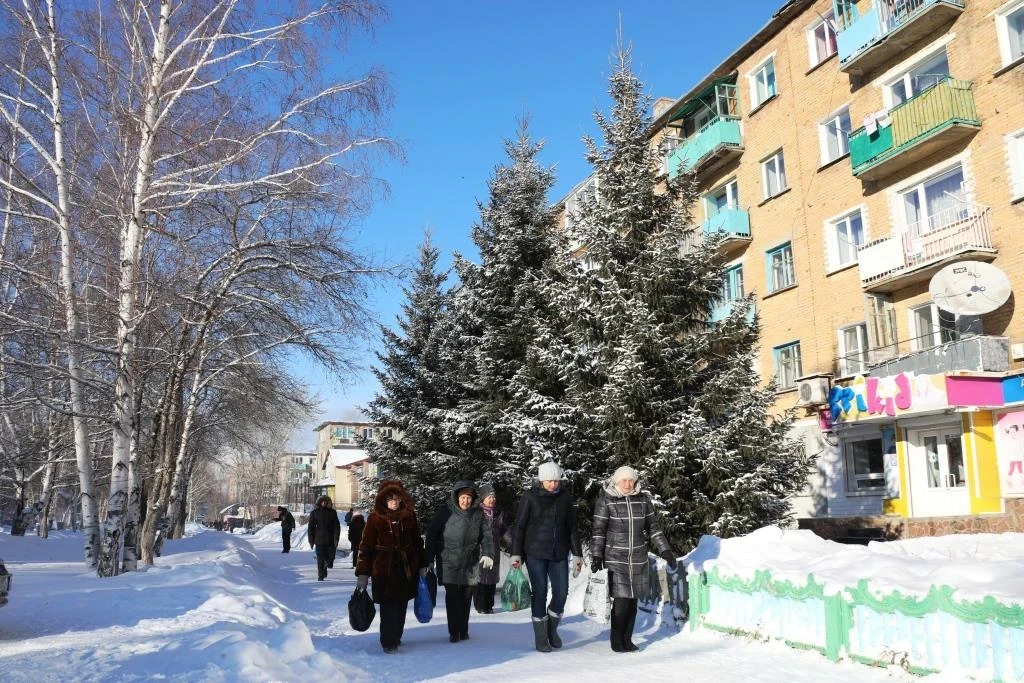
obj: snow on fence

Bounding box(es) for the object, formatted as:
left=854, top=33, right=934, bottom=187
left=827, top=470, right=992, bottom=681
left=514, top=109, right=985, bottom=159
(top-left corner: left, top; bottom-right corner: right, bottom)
left=686, top=565, right=1024, bottom=680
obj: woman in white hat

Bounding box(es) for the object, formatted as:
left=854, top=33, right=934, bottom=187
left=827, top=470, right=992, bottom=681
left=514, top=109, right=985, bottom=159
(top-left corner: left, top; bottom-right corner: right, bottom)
left=510, top=460, right=582, bottom=653
left=591, top=465, right=676, bottom=652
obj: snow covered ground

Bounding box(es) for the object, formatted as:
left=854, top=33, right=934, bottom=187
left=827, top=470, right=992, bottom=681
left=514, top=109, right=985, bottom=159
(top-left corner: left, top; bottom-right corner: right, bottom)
left=0, top=525, right=944, bottom=682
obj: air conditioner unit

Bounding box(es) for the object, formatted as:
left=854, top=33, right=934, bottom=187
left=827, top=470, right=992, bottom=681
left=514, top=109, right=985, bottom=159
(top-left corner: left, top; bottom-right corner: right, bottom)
left=796, top=375, right=832, bottom=406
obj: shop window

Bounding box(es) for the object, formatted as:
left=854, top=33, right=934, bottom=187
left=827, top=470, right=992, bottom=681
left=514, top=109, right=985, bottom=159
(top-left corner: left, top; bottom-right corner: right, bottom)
left=845, top=437, right=885, bottom=491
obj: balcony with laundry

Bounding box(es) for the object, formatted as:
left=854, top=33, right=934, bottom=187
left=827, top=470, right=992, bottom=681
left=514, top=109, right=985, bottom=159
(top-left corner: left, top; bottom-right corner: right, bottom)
left=663, top=79, right=743, bottom=180
left=857, top=176, right=996, bottom=292
left=834, top=0, right=966, bottom=75
left=847, top=76, right=979, bottom=181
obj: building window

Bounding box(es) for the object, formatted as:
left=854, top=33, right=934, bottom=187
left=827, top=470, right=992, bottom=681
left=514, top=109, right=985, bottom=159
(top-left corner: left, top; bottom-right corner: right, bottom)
left=901, top=164, right=967, bottom=236
left=1009, top=130, right=1024, bottom=200
left=761, top=151, right=787, bottom=199
left=766, top=242, right=795, bottom=292
left=845, top=437, right=885, bottom=491
left=773, top=342, right=802, bottom=389
left=827, top=209, right=864, bottom=270
left=997, top=0, right=1024, bottom=67
left=887, top=49, right=949, bottom=106
left=838, top=323, right=869, bottom=376
left=909, top=303, right=956, bottom=350
left=749, top=57, right=777, bottom=108
left=819, top=107, right=851, bottom=165
left=808, top=11, right=838, bottom=66
left=565, top=177, right=598, bottom=232
left=721, top=264, right=744, bottom=303
left=705, top=178, right=739, bottom=218
left=361, top=427, right=373, bottom=440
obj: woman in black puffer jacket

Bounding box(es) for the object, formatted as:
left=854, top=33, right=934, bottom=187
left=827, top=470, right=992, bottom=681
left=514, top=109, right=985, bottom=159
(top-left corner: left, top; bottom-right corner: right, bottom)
left=511, top=461, right=582, bottom=653
left=592, top=465, right=676, bottom=653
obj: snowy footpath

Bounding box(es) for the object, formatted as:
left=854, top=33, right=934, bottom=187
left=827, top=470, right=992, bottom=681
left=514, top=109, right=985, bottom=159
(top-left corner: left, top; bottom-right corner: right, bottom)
left=0, top=526, right=921, bottom=682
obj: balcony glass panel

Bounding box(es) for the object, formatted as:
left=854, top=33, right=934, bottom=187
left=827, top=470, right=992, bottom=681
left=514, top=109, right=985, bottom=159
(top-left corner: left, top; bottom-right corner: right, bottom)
left=837, top=0, right=966, bottom=67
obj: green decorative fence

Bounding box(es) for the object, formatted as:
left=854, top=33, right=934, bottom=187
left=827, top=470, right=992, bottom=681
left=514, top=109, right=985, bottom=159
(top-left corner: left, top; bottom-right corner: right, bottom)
left=687, top=566, right=1024, bottom=680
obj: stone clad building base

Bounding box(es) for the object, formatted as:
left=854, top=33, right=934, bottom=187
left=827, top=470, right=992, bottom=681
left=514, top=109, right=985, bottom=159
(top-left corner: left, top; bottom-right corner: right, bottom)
left=798, top=498, right=1024, bottom=540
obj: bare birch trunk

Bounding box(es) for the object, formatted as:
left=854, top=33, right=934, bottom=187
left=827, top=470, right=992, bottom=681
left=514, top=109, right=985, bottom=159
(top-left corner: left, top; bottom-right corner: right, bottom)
left=98, top=0, right=170, bottom=577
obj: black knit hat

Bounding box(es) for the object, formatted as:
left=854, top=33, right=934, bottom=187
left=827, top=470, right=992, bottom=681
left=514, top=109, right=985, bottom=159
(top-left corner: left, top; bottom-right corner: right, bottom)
left=478, top=483, right=495, bottom=500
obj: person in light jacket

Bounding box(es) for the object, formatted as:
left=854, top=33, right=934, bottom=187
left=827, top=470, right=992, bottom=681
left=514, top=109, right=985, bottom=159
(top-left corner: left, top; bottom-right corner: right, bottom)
left=510, top=461, right=582, bottom=653
left=426, top=480, right=495, bottom=643
left=356, top=481, right=428, bottom=654
left=474, top=483, right=511, bottom=614
left=591, top=465, right=677, bottom=653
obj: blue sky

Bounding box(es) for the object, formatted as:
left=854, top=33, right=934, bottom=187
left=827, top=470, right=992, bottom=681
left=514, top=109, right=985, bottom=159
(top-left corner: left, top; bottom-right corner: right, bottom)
left=289, top=0, right=782, bottom=449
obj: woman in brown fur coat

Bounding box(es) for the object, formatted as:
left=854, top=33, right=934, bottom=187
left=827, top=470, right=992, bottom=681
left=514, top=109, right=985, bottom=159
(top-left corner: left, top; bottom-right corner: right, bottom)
left=356, top=480, right=427, bottom=654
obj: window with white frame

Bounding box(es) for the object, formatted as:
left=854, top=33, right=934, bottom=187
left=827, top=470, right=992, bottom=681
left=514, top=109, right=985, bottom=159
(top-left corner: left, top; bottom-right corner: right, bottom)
left=844, top=436, right=885, bottom=491
left=1009, top=130, right=1024, bottom=199
left=361, top=427, right=373, bottom=440
left=773, top=341, right=802, bottom=389
left=827, top=208, right=864, bottom=270
left=705, top=179, right=739, bottom=218
left=749, top=57, right=777, bottom=108
left=807, top=11, right=838, bottom=66
left=997, top=0, right=1024, bottom=66
left=900, top=164, right=967, bottom=236
left=766, top=242, right=795, bottom=292
left=819, top=106, right=851, bottom=165
left=838, top=323, right=869, bottom=376
left=909, top=303, right=956, bottom=350
left=887, top=49, right=949, bottom=105
left=761, top=151, right=787, bottom=199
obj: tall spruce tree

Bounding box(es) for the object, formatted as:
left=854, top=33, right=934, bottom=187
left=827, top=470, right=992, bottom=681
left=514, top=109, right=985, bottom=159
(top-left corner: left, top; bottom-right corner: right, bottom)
left=452, top=124, right=560, bottom=496
left=362, top=234, right=473, bottom=520
left=518, top=44, right=811, bottom=551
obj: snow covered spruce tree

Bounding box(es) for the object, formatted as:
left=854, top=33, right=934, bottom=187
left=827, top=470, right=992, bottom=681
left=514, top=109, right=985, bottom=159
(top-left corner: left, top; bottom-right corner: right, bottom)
left=451, top=124, right=562, bottom=494
left=521, top=45, right=811, bottom=551
left=363, top=235, right=475, bottom=520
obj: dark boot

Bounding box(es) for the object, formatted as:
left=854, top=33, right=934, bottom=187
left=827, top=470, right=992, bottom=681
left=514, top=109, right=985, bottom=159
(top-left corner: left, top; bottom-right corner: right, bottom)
left=532, top=617, right=552, bottom=653
left=623, top=599, right=640, bottom=651
left=609, top=601, right=625, bottom=652
left=547, top=610, right=562, bottom=649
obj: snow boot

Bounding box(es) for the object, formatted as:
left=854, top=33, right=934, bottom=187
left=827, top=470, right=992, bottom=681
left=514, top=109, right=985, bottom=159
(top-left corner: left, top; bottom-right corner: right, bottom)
left=547, top=610, right=563, bottom=649
left=532, top=617, right=552, bottom=653
left=623, top=599, right=640, bottom=652
left=609, top=601, right=626, bottom=652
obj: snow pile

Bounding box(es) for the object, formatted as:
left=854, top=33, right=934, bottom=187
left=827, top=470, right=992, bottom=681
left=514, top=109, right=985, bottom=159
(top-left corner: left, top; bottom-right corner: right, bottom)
left=686, top=526, right=1024, bottom=603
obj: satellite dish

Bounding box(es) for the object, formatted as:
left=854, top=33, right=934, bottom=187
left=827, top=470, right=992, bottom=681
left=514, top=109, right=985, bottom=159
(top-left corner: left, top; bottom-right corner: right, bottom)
left=929, top=261, right=1011, bottom=316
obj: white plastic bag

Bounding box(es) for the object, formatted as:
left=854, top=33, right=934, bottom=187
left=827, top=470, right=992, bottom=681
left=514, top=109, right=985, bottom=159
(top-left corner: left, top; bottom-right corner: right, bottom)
left=583, top=568, right=611, bottom=622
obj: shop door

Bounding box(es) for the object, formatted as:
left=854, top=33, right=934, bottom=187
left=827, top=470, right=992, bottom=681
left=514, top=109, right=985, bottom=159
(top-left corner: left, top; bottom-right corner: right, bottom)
left=908, top=426, right=969, bottom=517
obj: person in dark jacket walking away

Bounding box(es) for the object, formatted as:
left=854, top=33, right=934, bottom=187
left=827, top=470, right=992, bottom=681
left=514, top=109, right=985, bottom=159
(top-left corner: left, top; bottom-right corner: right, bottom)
left=426, top=481, right=495, bottom=643
left=592, top=465, right=676, bottom=652
left=277, top=506, right=296, bottom=553
left=511, top=461, right=583, bottom=653
left=307, top=495, right=341, bottom=580
left=348, top=510, right=365, bottom=567
left=344, top=507, right=354, bottom=525
left=474, top=483, right=511, bottom=614
left=356, top=481, right=428, bottom=654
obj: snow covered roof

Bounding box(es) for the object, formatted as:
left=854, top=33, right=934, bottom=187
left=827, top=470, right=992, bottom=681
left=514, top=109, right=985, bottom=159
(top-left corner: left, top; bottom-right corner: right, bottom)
left=329, top=447, right=369, bottom=468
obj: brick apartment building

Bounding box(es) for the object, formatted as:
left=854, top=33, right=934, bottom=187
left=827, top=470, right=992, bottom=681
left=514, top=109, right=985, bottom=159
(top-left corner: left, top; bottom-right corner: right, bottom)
left=563, top=0, right=1024, bottom=538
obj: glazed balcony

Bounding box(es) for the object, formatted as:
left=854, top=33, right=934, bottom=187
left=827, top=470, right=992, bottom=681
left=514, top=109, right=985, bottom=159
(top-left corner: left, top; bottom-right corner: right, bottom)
left=703, top=208, right=751, bottom=253
left=848, top=77, right=979, bottom=181
left=857, top=205, right=996, bottom=291
left=837, top=0, right=965, bottom=75
left=667, top=117, right=743, bottom=179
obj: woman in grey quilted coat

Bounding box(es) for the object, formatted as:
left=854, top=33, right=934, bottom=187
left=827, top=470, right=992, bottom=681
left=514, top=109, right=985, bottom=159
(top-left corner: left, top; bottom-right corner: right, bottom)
left=591, top=465, right=677, bottom=653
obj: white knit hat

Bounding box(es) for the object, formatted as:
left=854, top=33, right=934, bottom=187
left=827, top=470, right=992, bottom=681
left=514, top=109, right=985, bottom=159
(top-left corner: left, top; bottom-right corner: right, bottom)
left=537, top=461, right=564, bottom=481
left=612, top=465, right=639, bottom=484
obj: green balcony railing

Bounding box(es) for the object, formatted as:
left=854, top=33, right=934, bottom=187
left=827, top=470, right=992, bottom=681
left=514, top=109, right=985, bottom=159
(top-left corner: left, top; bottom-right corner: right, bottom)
left=703, top=208, right=751, bottom=241
left=668, top=117, right=742, bottom=178
left=849, top=77, right=978, bottom=177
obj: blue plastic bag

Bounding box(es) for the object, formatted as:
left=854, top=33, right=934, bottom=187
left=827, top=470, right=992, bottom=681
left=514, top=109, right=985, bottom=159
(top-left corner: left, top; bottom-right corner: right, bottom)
left=414, top=575, right=433, bottom=623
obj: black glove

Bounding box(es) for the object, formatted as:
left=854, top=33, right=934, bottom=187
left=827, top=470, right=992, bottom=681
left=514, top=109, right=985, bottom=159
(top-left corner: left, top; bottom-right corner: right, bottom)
left=591, top=557, right=604, bottom=572
left=661, top=550, right=678, bottom=571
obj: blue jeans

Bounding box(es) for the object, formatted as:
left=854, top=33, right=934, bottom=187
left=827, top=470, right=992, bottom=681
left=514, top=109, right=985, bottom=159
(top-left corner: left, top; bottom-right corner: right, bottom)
left=526, top=557, right=568, bottom=619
